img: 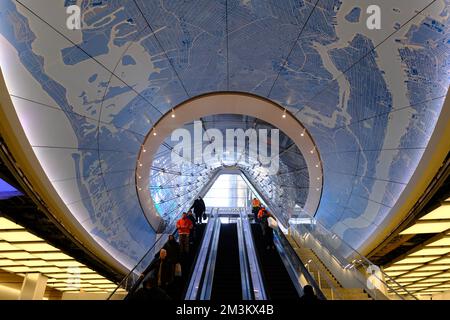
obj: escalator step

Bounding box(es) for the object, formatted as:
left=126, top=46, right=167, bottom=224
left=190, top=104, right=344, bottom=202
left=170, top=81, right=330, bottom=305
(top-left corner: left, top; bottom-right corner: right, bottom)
left=211, top=224, right=242, bottom=300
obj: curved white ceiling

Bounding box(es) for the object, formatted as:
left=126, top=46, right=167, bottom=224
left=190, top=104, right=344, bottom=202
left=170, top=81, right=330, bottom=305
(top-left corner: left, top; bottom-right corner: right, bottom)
left=0, top=0, right=449, bottom=268
left=136, top=93, right=323, bottom=230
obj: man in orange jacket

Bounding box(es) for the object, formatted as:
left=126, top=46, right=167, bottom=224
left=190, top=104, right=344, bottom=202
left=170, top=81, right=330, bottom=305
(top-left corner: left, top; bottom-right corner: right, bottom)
left=251, top=198, right=261, bottom=221
left=176, top=212, right=193, bottom=254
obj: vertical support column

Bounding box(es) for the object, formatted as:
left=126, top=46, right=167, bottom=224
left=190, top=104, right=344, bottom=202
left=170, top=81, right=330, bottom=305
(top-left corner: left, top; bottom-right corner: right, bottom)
left=18, top=273, right=48, bottom=300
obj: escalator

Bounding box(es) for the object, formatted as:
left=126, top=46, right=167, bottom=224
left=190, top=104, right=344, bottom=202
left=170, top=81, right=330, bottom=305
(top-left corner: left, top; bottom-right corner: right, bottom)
left=124, top=223, right=207, bottom=300
left=210, top=223, right=242, bottom=300
left=251, top=223, right=299, bottom=299
left=177, top=223, right=207, bottom=298
left=127, top=208, right=315, bottom=300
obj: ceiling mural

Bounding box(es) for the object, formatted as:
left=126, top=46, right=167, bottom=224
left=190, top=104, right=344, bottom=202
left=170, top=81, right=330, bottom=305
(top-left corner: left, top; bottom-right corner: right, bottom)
left=0, top=0, right=448, bottom=268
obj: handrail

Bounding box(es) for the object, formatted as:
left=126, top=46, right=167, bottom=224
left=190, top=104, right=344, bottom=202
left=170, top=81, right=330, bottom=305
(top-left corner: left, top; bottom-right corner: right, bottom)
left=180, top=207, right=214, bottom=298
left=291, top=236, right=345, bottom=300
left=199, top=217, right=221, bottom=299
left=185, top=211, right=219, bottom=300
left=304, top=254, right=344, bottom=300
left=107, top=228, right=175, bottom=299
left=237, top=211, right=254, bottom=300
left=291, top=219, right=418, bottom=300
left=239, top=208, right=267, bottom=300
left=275, top=230, right=330, bottom=300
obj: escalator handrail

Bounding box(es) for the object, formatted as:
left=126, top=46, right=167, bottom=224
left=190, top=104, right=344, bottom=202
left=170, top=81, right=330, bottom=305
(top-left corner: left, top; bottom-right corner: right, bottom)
left=275, top=229, right=327, bottom=300
left=237, top=217, right=253, bottom=300
left=199, top=217, right=222, bottom=300
left=185, top=211, right=218, bottom=299
left=107, top=228, right=176, bottom=299
left=180, top=213, right=213, bottom=299
left=240, top=209, right=267, bottom=300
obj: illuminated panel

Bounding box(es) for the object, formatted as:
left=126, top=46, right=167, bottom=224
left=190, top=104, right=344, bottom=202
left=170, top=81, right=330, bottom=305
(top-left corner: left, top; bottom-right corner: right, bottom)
left=385, top=264, right=421, bottom=271
left=430, top=258, right=450, bottom=264
left=393, top=257, right=438, bottom=264
left=0, top=242, right=20, bottom=251
left=13, top=243, right=59, bottom=252
left=0, top=231, right=42, bottom=242
left=410, top=248, right=450, bottom=256
left=415, top=265, right=450, bottom=271
left=400, top=222, right=450, bottom=235
left=427, top=238, right=450, bottom=247
left=0, top=216, right=119, bottom=294
left=16, top=259, right=47, bottom=267
left=420, top=204, right=450, bottom=220
left=0, top=259, right=18, bottom=267
left=0, top=218, right=22, bottom=230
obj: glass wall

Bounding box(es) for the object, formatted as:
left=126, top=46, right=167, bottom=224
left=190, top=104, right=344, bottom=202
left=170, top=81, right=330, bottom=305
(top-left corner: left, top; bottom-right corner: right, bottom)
left=204, top=174, right=251, bottom=208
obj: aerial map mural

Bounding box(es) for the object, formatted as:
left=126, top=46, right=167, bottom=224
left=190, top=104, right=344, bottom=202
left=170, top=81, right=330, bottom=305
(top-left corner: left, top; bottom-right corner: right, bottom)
left=0, top=0, right=448, bottom=268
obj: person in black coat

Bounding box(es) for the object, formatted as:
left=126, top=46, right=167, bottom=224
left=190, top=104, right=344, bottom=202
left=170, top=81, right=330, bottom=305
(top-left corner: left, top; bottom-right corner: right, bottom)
left=190, top=196, right=206, bottom=224
left=300, top=285, right=318, bottom=301
left=128, top=276, right=171, bottom=301
left=163, top=235, right=181, bottom=266
left=146, top=249, right=174, bottom=290
left=186, top=210, right=197, bottom=244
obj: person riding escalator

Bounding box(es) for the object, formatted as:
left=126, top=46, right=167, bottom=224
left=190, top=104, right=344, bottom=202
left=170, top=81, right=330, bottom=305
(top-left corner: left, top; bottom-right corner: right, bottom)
left=190, top=196, right=206, bottom=224
left=258, top=206, right=276, bottom=250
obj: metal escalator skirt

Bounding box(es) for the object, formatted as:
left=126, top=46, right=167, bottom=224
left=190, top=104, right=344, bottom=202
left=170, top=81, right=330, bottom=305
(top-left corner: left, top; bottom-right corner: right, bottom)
left=237, top=218, right=252, bottom=300
left=273, top=233, right=304, bottom=297
left=185, top=217, right=217, bottom=300
left=199, top=218, right=221, bottom=300
left=240, top=210, right=267, bottom=300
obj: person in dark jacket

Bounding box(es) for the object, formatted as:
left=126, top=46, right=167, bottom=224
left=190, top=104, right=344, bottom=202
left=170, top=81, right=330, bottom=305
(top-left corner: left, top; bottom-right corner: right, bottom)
left=163, top=235, right=180, bottom=266
left=300, top=285, right=318, bottom=301
left=128, top=276, right=171, bottom=301
left=190, top=196, right=206, bottom=224
left=258, top=207, right=275, bottom=250
left=146, top=249, right=174, bottom=290
left=186, top=210, right=197, bottom=244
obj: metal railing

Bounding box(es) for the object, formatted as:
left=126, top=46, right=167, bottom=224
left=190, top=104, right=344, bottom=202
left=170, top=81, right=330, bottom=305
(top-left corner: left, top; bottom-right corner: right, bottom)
left=274, top=229, right=329, bottom=299
left=290, top=217, right=418, bottom=300
left=238, top=208, right=267, bottom=300
left=107, top=229, right=175, bottom=299
left=185, top=210, right=221, bottom=300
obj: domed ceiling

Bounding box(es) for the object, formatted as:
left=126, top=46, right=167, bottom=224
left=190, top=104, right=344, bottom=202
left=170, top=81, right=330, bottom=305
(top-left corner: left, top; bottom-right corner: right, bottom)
left=0, top=0, right=448, bottom=270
